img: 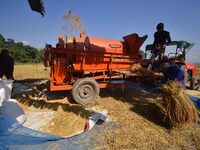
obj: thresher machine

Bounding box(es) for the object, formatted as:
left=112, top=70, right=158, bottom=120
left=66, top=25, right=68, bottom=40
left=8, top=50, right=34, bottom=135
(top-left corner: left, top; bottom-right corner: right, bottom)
left=44, top=33, right=147, bottom=105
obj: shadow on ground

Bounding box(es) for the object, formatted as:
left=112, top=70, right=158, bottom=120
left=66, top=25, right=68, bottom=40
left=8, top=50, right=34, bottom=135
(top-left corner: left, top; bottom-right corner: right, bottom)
left=100, top=88, right=171, bottom=129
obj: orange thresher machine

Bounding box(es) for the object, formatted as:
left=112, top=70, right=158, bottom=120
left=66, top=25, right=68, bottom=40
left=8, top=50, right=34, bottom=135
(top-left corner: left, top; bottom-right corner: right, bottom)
left=44, top=33, right=147, bottom=105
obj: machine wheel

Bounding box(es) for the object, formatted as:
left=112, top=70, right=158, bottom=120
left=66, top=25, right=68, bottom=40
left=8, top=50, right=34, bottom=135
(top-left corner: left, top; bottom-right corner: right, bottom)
left=72, top=78, right=100, bottom=105
left=190, top=77, right=200, bottom=90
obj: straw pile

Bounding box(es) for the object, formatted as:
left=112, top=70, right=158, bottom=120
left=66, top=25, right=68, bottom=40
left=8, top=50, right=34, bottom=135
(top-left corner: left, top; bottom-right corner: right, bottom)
left=161, top=81, right=199, bottom=126
left=129, top=64, right=142, bottom=74
left=129, top=64, right=162, bottom=79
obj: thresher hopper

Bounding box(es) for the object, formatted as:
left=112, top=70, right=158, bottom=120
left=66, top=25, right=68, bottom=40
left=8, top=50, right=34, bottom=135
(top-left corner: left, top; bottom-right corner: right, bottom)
left=44, top=33, right=147, bottom=105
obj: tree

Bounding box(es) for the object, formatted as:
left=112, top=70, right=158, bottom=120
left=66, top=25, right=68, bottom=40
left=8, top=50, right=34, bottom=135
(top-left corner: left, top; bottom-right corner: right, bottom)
left=0, top=33, right=44, bottom=63
left=0, top=33, right=5, bottom=49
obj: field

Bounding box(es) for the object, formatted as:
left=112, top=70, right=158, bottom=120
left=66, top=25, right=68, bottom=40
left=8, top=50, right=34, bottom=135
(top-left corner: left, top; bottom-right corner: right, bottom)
left=13, top=64, right=200, bottom=81
left=14, top=64, right=50, bottom=80
left=11, top=64, right=200, bottom=149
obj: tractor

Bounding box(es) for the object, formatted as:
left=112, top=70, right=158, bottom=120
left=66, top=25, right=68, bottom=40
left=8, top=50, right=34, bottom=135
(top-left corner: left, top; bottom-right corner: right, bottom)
left=142, top=41, right=200, bottom=90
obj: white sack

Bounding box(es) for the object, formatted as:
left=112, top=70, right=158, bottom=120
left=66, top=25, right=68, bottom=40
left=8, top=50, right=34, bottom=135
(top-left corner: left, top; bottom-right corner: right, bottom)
left=0, top=79, right=26, bottom=124
left=0, top=79, right=13, bottom=106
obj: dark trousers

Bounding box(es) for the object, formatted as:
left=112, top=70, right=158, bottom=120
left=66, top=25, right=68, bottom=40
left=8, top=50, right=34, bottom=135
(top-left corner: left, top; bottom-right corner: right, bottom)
left=0, top=70, right=13, bottom=80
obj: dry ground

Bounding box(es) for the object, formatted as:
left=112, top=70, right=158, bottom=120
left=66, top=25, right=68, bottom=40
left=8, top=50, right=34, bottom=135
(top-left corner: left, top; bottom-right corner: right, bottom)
left=14, top=64, right=49, bottom=80
left=11, top=64, right=200, bottom=150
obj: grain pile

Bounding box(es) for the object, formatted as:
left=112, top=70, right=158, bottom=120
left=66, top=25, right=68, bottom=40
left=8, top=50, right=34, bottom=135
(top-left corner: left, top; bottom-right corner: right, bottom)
left=13, top=81, right=90, bottom=137
left=162, top=81, right=199, bottom=126
left=39, top=106, right=89, bottom=136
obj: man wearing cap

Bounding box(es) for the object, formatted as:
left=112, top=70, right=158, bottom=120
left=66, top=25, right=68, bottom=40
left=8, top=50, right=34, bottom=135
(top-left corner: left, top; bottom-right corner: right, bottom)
left=148, top=23, right=172, bottom=70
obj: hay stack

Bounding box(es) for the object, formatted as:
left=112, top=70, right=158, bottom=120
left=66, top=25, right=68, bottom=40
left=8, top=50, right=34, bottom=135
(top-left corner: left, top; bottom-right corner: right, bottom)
left=162, top=81, right=199, bottom=126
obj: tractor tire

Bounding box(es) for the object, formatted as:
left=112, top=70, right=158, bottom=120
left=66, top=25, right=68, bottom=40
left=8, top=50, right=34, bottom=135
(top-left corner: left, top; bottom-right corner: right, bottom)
left=190, top=77, right=200, bottom=90
left=72, top=78, right=100, bottom=105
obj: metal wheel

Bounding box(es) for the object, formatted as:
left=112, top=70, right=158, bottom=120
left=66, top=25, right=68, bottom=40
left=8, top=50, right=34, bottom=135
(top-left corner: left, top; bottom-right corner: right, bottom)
left=72, top=78, right=100, bottom=105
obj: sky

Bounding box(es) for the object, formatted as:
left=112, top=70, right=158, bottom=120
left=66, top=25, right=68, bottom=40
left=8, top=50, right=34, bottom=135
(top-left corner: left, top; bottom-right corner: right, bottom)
left=0, top=0, right=200, bottom=63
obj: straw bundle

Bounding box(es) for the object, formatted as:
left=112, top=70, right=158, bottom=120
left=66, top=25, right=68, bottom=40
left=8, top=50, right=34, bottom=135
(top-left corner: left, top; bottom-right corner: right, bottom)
left=162, top=81, right=199, bottom=126
left=129, top=64, right=142, bottom=73
left=129, top=64, right=161, bottom=79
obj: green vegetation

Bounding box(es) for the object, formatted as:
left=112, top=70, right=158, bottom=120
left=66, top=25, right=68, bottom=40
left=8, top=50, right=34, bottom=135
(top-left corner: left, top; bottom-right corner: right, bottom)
left=0, top=33, right=44, bottom=63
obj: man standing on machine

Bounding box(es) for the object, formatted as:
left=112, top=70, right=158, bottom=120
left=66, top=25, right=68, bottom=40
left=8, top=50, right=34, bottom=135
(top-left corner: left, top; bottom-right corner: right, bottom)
left=148, top=23, right=171, bottom=70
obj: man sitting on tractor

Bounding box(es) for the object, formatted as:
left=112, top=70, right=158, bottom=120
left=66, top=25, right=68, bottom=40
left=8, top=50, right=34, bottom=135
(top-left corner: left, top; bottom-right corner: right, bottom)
left=148, top=23, right=171, bottom=70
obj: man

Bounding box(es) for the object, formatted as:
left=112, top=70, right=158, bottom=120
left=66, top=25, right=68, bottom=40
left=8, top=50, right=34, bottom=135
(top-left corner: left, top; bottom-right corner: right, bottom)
left=153, top=23, right=171, bottom=51
left=148, top=23, right=171, bottom=70
left=0, top=49, right=14, bottom=80
left=163, top=63, right=186, bottom=89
